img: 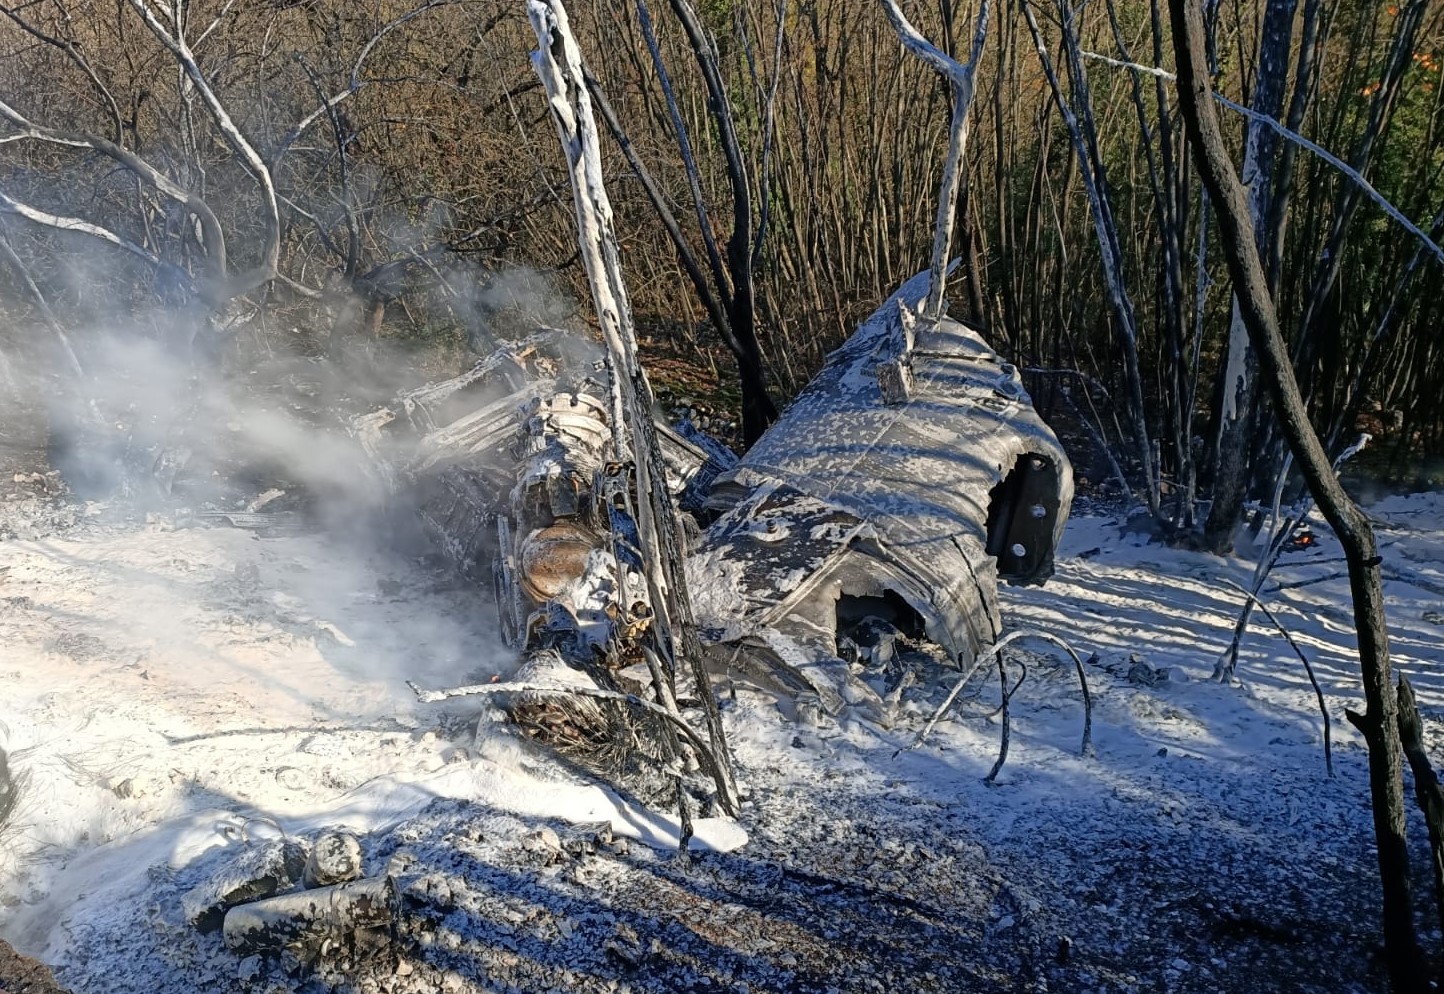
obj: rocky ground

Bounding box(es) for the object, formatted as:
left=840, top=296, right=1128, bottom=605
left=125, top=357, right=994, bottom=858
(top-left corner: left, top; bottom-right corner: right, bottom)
left=0, top=938, right=68, bottom=994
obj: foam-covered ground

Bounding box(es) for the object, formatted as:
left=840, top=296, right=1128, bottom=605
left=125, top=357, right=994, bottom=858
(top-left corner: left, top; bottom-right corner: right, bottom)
left=2, top=492, right=1442, bottom=993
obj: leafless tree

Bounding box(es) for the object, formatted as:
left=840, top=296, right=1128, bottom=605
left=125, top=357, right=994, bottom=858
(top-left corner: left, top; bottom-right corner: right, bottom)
left=877, top=0, right=990, bottom=337
left=629, top=0, right=780, bottom=446
left=1200, top=0, right=1300, bottom=553
left=528, top=0, right=739, bottom=814
left=1021, top=0, right=1159, bottom=516
left=1171, top=1, right=1423, bottom=988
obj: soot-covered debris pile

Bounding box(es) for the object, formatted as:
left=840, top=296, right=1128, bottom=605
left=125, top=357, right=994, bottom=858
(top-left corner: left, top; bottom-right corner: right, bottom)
left=354, top=266, right=1074, bottom=807
left=353, top=329, right=739, bottom=810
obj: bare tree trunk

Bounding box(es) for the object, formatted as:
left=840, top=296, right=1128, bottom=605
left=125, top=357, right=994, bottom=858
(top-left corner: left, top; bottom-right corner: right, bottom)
left=665, top=0, right=781, bottom=445
left=1260, top=0, right=1323, bottom=294
left=582, top=68, right=738, bottom=380
left=632, top=0, right=778, bottom=447
left=1169, top=1, right=1423, bottom=989
left=877, top=0, right=990, bottom=336
left=1022, top=0, right=1159, bottom=516
left=1202, top=0, right=1297, bottom=553
left=1398, top=674, right=1444, bottom=945
left=1292, top=0, right=1431, bottom=389
left=1107, top=0, right=1191, bottom=526
left=528, top=0, right=738, bottom=815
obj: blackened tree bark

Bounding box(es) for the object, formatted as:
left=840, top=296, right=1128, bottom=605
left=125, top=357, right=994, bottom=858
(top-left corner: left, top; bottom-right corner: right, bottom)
left=1292, top=0, right=1431, bottom=392
left=1105, top=0, right=1192, bottom=526
left=665, top=0, right=779, bottom=446
left=1022, top=0, right=1159, bottom=517
left=529, top=0, right=740, bottom=815
left=633, top=0, right=779, bottom=448
left=1398, top=674, right=1444, bottom=944
left=582, top=67, right=742, bottom=389
left=1169, top=1, right=1423, bottom=989
left=1260, top=0, right=1323, bottom=294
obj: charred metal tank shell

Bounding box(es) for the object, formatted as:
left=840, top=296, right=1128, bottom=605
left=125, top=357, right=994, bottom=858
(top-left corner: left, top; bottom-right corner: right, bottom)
left=695, top=270, right=1073, bottom=669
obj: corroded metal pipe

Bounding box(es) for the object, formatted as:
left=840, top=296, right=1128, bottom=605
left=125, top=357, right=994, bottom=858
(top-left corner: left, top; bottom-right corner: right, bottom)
left=221, top=876, right=397, bottom=955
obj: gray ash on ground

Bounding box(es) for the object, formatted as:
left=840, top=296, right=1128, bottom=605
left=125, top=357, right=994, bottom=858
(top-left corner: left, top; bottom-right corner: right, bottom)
left=6, top=484, right=1441, bottom=994
left=46, top=724, right=1395, bottom=994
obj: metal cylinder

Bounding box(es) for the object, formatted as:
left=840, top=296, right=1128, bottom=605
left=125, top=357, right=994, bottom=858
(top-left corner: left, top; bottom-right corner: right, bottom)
left=221, top=876, right=397, bottom=955
left=518, top=520, right=600, bottom=602
left=303, top=832, right=362, bottom=888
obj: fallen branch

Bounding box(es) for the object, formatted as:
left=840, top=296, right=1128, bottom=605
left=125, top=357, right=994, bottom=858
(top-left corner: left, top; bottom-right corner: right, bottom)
left=1269, top=570, right=1348, bottom=592
left=1219, top=579, right=1334, bottom=777
left=903, top=630, right=1093, bottom=760
left=984, top=651, right=1026, bottom=784
left=1215, top=435, right=1369, bottom=683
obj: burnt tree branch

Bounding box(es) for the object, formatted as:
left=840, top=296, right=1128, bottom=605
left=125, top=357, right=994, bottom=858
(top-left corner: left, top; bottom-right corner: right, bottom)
left=1169, top=0, right=1422, bottom=987
left=1397, top=674, right=1444, bottom=943
left=528, top=0, right=739, bottom=815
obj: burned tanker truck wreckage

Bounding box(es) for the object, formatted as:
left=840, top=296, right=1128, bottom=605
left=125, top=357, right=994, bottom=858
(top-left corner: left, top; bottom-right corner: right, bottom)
left=693, top=270, right=1073, bottom=716
left=359, top=267, right=1073, bottom=803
